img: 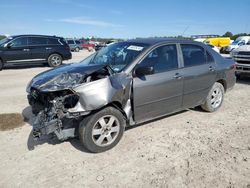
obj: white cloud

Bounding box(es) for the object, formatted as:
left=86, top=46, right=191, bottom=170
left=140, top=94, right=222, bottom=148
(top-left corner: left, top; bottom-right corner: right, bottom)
left=58, top=17, right=124, bottom=27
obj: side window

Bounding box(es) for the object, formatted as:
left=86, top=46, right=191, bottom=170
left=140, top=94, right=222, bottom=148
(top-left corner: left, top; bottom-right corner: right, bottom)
left=181, top=44, right=206, bottom=67
left=11, top=37, right=28, bottom=47
left=47, top=38, right=60, bottom=45
left=28, top=37, right=47, bottom=45
left=139, top=44, right=178, bottom=73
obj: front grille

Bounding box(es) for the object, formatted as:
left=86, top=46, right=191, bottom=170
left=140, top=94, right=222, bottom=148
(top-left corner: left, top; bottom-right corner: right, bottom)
left=238, top=51, right=250, bottom=55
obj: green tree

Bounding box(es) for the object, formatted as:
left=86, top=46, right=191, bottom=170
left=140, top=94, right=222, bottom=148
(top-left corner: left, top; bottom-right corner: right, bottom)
left=222, top=31, right=233, bottom=38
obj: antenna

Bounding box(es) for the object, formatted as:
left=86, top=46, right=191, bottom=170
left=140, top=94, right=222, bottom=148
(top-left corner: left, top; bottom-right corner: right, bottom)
left=181, top=25, right=190, bottom=36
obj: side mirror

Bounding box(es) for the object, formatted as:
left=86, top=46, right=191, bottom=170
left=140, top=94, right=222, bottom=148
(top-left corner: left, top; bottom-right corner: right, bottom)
left=134, top=66, right=154, bottom=77
left=4, top=43, right=13, bottom=48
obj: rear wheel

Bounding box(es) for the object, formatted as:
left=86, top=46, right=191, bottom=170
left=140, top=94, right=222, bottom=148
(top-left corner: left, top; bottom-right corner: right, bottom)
left=79, top=107, right=125, bottom=153
left=0, top=59, right=3, bottom=71
left=201, top=82, right=224, bottom=112
left=48, top=54, right=62, bottom=67
left=75, top=47, right=80, bottom=52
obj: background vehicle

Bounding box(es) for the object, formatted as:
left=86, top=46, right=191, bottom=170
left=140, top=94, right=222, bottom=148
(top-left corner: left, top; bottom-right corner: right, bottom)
left=27, top=39, right=236, bottom=153
left=230, top=41, right=250, bottom=76
left=66, top=39, right=81, bottom=52
left=0, top=35, right=71, bottom=70
left=205, top=37, right=231, bottom=49
left=79, top=39, right=95, bottom=51
left=224, top=36, right=250, bottom=53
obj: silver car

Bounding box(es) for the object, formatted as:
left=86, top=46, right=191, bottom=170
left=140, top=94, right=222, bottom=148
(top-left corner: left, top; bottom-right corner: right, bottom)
left=27, top=38, right=236, bottom=152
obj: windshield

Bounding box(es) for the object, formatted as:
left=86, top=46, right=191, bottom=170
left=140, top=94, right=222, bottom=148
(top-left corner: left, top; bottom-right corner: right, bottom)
left=79, top=42, right=149, bottom=72
left=232, top=40, right=241, bottom=45
left=0, top=37, right=11, bottom=46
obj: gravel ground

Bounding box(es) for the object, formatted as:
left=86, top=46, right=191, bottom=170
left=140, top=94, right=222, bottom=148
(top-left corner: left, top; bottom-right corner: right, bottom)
left=0, top=51, right=249, bottom=188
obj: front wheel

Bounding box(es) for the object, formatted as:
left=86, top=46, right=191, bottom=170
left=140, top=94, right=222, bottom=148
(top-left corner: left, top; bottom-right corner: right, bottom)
left=48, top=54, right=62, bottom=67
left=79, top=107, right=125, bottom=153
left=201, top=82, right=225, bottom=112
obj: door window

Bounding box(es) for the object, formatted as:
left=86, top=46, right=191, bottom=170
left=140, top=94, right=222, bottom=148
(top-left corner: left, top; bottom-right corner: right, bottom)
left=181, top=44, right=207, bottom=67
left=11, top=37, right=28, bottom=47
left=28, top=37, right=47, bottom=45
left=139, top=44, right=178, bottom=73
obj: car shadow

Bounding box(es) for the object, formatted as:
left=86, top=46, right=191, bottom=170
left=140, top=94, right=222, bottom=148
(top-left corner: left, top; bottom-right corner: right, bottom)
left=236, top=76, right=250, bottom=85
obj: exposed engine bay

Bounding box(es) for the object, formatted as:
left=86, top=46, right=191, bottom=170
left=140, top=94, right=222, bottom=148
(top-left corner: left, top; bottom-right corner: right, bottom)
left=27, top=64, right=132, bottom=141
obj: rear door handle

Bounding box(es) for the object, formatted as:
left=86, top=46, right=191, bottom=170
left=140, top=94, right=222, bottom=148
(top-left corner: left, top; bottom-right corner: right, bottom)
left=209, top=66, right=215, bottom=72
left=173, top=73, right=182, bottom=79
left=23, top=49, right=30, bottom=52
left=46, top=47, right=52, bottom=50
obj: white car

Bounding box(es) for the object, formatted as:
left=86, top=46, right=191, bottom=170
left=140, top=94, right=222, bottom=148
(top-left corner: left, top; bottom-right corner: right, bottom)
left=225, top=36, right=250, bottom=52
left=230, top=42, right=250, bottom=75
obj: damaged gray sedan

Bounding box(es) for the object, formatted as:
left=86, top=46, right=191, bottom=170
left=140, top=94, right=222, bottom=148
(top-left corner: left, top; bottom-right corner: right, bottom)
left=27, top=38, right=236, bottom=152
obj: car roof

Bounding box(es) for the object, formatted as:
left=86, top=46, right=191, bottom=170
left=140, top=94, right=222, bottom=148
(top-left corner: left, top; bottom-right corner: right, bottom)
left=126, top=38, right=201, bottom=46
left=11, top=34, right=63, bottom=39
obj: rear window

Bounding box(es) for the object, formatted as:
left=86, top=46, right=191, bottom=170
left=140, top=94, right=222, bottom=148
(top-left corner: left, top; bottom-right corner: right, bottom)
left=75, top=40, right=80, bottom=44
left=181, top=44, right=207, bottom=67
left=47, top=38, right=60, bottom=45
left=67, top=40, right=74, bottom=44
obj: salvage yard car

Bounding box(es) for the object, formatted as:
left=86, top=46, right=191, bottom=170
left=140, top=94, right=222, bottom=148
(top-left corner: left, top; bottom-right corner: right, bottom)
left=26, top=38, right=236, bottom=153
left=0, top=35, right=72, bottom=70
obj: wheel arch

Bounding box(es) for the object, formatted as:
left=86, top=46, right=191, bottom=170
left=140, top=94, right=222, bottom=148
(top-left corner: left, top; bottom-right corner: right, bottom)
left=216, top=79, right=227, bottom=92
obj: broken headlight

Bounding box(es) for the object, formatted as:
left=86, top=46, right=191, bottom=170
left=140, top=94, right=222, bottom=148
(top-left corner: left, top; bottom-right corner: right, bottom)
left=39, top=73, right=84, bottom=91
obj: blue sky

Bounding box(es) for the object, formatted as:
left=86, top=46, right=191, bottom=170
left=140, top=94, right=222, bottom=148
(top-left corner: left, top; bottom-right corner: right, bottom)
left=0, top=0, right=250, bottom=38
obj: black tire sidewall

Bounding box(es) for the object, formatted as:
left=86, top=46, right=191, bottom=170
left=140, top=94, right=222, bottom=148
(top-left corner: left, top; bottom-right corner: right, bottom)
left=0, top=59, right=3, bottom=70
left=48, top=54, right=62, bottom=67
left=79, top=107, right=125, bottom=153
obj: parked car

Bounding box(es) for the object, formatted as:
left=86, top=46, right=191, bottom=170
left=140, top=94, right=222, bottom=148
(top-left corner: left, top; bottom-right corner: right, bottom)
left=224, top=36, right=250, bottom=53
left=66, top=39, right=81, bottom=52
left=26, top=38, right=236, bottom=153
left=79, top=40, right=95, bottom=51
left=205, top=37, right=231, bottom=49
left=0, top=35, right=71, bottom=70
left=230, top=41, right=250, bottom=76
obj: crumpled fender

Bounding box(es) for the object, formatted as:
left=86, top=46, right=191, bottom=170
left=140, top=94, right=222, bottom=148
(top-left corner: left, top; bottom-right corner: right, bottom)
left=68, top=72, right=132, bottom=117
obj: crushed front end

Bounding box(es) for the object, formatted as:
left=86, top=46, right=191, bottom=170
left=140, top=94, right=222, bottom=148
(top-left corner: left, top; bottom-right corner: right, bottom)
left=26, top=63, right=132, bottom=141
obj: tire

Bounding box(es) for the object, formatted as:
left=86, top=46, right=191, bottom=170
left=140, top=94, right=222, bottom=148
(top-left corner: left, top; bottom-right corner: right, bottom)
left=201, top=82, right=225, bottom=112
left=79, top=107, right=125, bottom=153
left=75, top=47, right=80, bottom=52
left=48, top=54, right=62, bottom=67
left=0, top=59, right=3, bottom=71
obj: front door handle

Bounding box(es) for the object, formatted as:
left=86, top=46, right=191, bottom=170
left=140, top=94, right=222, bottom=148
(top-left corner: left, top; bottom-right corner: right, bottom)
left=173, top=73, right=182, bottom=80
left=46, top=47, right=52, bottom=50
left=23, top=49, right=30, bottom=52
left=209, top=66, right=215, bottom=72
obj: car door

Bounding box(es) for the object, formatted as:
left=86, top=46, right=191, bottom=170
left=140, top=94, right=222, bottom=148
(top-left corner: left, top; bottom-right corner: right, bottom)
left=180, top=43, right=217, bottom=108
left=28, top=37, right=47, bottom=61
left=133, top=44, right=184, bottom=123
left=3, top=37, right=30, bottom=63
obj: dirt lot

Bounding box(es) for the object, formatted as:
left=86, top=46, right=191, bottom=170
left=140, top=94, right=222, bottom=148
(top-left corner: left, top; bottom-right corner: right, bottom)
left=0, top=51, right=249, bottom=188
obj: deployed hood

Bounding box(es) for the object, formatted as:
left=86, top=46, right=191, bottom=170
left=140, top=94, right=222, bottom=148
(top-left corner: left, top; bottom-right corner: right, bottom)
left=27, top=63, right=109, bottom=92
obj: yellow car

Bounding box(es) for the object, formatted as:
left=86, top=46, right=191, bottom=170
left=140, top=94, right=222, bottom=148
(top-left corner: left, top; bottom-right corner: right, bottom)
left=205, top=37, right=231, bottom=48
